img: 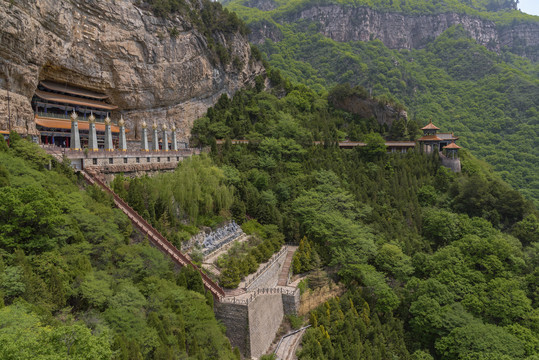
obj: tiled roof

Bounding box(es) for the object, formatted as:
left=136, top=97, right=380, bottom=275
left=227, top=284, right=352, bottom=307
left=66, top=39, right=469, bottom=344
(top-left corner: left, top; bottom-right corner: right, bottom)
left=35, top=116, right=122, bottom=133
left=418, top=135, right=442, bottom=141
left=40, top=81, right=109, bottom=100
left=35, top=89, right=118, bottom=110
left=443, top=142, right=461, bottom=149
left=421, top=121, right=440, bottom=130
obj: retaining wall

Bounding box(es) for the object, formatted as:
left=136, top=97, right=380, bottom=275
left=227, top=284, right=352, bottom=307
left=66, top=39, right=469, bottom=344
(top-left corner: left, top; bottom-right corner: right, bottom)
left=282, top=289, right=300, bottom=315
left=440, top=156, right=461, bottom=172
left=248, top=293, right=284, bottom=359
left=215, top=287, right=300, bottom=359
left=215, top=302, right=251, bottom=357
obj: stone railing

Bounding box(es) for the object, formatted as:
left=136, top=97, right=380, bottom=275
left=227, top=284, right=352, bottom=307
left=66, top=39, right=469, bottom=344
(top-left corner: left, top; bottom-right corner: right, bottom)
left=242, top=246, right=288, bottom=290
left=220, top=286, right=299, bottom=305
left=42, top=144, right=195, bottom=158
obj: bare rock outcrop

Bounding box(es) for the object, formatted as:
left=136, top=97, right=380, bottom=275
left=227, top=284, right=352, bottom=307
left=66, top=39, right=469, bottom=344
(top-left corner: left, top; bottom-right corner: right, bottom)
left=332, top=94, right=407, bottom=127
left=0, top=0, right=265, bottom=140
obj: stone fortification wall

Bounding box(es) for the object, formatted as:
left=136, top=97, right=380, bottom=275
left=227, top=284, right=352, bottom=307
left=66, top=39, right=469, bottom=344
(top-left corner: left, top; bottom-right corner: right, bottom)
left=216, top=286, right=300, bottom=359
left=248, top=293, right=284, bottom=359
left=440, top=155, right=461, bottom=172
left=244, top=246, right=288, bottom=292
left=214, top=302, right=251, bottom=357
left=282, top=289, right=300, bottom=315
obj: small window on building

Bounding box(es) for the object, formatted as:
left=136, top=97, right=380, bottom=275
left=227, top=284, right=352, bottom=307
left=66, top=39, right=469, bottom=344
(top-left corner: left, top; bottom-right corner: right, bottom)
left=109, top=158, right=113, bottom=164
left=157, top=157, right=161, bottom=163
left=93, top=158, right=97, bottom=165
left=147, top=157, right=150, bottom=162
left=123, top=157, right=128, bottom=164
left=136, top=157, right=140, bottom=163
left=176, top=156, right=180, bottom=161
left=167, top=157, right=170, bottom=162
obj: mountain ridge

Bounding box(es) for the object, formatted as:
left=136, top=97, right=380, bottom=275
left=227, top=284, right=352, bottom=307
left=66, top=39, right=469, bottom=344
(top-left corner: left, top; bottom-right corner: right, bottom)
left=238, top=0, right=539, bottom=61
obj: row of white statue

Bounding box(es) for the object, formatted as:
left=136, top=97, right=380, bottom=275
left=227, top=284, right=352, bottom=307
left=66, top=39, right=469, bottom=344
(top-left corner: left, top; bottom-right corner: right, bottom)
left=69, top=111, right=179, bottom=152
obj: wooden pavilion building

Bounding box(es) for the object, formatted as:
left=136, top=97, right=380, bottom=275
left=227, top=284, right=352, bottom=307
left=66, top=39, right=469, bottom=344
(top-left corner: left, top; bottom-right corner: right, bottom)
left=32, top=81, right=120, bottom=148
left=418, top=120, right=459, bottom=154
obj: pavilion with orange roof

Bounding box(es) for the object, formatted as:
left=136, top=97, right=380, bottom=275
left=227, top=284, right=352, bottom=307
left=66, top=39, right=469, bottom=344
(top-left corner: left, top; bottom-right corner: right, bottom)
left=418, top=120, right=460, bottom=154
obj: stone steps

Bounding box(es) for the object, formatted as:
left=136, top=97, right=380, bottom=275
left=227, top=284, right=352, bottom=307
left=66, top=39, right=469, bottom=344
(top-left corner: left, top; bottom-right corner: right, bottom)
left=278, top=246, right=298, bottom=286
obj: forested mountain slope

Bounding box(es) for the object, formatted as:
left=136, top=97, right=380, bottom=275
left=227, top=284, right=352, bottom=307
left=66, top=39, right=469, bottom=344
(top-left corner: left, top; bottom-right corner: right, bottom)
left=191, top=79, right=539, bottom=359
left=0, top=136, right=238, bottom=359
left=223, top=0, right=539, bottom=205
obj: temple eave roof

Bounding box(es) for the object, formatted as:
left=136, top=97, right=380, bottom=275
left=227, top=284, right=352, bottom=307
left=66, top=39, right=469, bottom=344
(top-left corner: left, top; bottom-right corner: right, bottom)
left=35, top=89, right=118, bottom=110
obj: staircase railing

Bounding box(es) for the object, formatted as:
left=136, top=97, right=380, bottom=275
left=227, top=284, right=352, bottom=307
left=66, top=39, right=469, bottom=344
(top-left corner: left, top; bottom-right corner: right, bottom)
left=79, top=170, right=226, bottom=299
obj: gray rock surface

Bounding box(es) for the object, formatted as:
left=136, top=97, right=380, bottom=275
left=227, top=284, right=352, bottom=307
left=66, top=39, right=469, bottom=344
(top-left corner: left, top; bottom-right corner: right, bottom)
left=0, top=0, right=264, bottom=139
left=250, top=3, right=539, bottom=61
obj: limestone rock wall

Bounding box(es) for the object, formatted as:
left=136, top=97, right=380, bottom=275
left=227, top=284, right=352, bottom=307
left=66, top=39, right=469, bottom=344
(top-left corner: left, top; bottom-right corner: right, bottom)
left=250, top=4, right=539, bottom=61
left=332, top=93, right=407, bottom=127
left=0, top=0, right=264, bottom=139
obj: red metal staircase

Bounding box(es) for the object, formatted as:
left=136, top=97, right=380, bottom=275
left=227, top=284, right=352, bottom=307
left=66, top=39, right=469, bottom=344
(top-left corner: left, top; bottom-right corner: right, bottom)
left=80, top=170, right=225, bottom=300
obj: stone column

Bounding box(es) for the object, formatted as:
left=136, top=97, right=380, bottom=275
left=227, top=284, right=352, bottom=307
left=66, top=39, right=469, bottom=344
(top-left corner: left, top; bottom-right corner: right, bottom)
left=162, top=124, right=168, bottom=151
left=119, top=115, right=127, bottom=151
left=88, top=112, right=98, bottom=151
left=104, top=115, right=114, bottom=151
left=141, top=121, right=149, bottom=151
left=70, top=110, right=81, bottom=150
left=152, top=123, right=159, bottom=151
left=171, top=125, right=178, bottom=151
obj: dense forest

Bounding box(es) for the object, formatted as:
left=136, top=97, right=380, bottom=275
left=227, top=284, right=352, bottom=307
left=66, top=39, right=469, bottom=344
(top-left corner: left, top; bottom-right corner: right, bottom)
left=224, top=0, right=539, bottom=205
left=189, top=76, right=539, bottom=359
left=1, top=0, right=538, bottom=359
left=0, top=135, right=239, bottom=359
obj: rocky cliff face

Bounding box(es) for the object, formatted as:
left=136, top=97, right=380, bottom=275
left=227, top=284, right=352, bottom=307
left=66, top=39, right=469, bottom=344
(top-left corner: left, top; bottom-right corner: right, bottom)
left=250, top=4, right=539, bottom=61
left=332, top=95, right=407, bottom=127
left=0, top=0, right=264, bottom=140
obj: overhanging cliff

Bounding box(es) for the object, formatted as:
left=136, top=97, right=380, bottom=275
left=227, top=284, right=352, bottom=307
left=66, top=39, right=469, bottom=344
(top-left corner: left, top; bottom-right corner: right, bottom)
left=0, top=0, right=265, bottom=140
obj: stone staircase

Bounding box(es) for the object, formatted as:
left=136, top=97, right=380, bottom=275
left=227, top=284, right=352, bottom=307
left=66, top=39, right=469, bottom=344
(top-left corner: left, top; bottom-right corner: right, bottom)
left=278, top=246, right=298, bottom=286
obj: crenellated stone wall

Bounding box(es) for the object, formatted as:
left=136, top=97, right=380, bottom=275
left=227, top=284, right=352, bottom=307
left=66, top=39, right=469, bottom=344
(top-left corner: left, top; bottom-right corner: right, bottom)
left=215, top=287, right=300, bottom=359
left=214, top=302, right=251, bottom=357
left=248, top=292, right=284, bottom=359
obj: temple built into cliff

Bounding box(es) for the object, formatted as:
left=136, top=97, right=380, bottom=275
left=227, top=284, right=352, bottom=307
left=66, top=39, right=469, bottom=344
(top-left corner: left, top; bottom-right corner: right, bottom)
left=24, top=80, right=194, bottom=174
left=33, top=81, right=120, bottom=148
